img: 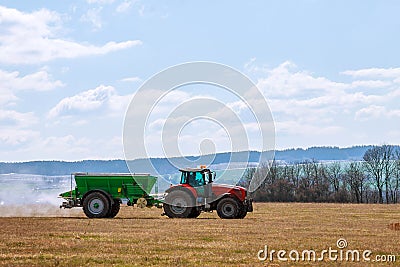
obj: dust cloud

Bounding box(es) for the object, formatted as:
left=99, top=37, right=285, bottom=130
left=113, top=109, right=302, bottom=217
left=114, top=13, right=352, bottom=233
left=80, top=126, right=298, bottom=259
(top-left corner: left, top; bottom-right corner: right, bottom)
left=0, top=174, right=82, bottom=217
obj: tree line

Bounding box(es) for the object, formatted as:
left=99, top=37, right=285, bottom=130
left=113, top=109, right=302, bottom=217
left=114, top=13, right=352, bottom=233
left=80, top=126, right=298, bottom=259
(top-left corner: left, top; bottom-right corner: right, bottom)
left=239, top=145, right=400, bottom=204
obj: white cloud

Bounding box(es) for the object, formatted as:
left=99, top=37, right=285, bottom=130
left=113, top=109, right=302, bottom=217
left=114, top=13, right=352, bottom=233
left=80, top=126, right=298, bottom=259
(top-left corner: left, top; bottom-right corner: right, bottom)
left=146, top=90, right=192, bottom=116
left=244, top=57, right=257, bottom=72
left=355, top=105, right=400, bottom=121
left=0, top=69, right=60, bottom=143
left=227, top=101, right=247, bottom=113
left=48, top=85, right=115, bottom=118
left=256, top=61, right=397, bottom=115
left=86, top=0, right=115, bottom=4
left=0, top=91, right=17, bottom=106
left=81, top=7, right=103, bottom=30
left=257, top=61, right=348, bottom=98
left=74, top=119, right=89, bottom=126
left=355, top=105, right=386, bottom=120
left=0, top=69, right=64, bottom=92
left=48, top=85, right=133, bottom=119
left=342, top=67, right=400, bottom=78
left=350, top=80, right=391, bottom=88
left=138, top=4, right=145, bottom=16
left=248, top=61, right=400, bottom=149
left=116, top=1, right=136, bottom=13
left=120, top=76, right=142, bottom=83
left=1, top=134, right=124, bottom=161
left=0, top=109, right=39, bottom=147
left=107, top=93, right=133, bottom=114
left=0, top=110, right=37, bottom=126
left=0, top=6, right=142, bottom=64
left=0, top=129, right=40, bottom=146
left=276, top=120, right=343, bottom=136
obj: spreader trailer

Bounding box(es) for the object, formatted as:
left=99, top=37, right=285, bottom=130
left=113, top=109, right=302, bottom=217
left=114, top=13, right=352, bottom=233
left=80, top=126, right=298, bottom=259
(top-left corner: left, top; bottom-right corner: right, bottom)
left=59, top=173, right=162, bottom=218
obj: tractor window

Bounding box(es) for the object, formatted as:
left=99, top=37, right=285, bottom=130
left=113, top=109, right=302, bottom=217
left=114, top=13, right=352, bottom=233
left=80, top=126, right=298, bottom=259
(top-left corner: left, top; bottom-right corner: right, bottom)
left=180, top=171, right=206, bottom=187
left=207, top=171, right=214, bottom=183
left=188, top=172, right=205, bottom=187
left=180, top=172, right=187, bottom=184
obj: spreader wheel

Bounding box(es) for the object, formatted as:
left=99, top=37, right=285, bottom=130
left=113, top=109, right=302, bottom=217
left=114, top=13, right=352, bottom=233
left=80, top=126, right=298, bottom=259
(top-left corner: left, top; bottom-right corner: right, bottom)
left=107, top=200, right=120, bottom=218
left=82, top=192, right=110, bottom=218
left=136, top=198, right=147, bottom=209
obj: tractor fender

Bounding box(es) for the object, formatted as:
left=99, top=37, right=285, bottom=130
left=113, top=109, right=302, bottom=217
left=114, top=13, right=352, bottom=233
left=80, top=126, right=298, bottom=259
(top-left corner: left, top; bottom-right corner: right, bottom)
left=216, top=193, right=241, bottom=204
left=165, top=186, right=197, bottom=204
left=225, top=187, right=246, bottom=202
left=166, top=185, right=197, bottom=198
left=81, top=189, right=115, bottom=206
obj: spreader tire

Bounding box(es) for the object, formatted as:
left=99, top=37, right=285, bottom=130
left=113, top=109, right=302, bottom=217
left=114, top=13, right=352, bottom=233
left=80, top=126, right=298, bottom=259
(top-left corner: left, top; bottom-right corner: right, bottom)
left=107, top=200, right=120, bottom=218
left=82, top=192, right=110, bottom=218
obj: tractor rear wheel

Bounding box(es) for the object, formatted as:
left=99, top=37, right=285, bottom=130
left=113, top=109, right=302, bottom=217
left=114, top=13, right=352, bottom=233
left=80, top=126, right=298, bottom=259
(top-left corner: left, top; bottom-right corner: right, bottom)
left=188, top=208, right=201, bottom=218
left=216, top=197, right=240, bottom=219
left=163, top=190, right=193, bottom=218
left=83, top=192, right=110, bottom=218
left=107, top=200, right=120, bottom=218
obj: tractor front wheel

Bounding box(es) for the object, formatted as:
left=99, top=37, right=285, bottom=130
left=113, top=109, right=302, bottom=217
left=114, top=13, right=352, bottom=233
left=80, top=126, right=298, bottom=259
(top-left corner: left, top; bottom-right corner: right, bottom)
left=216, top=197, right=240, bottom=219
left=163, top=190, right=193, bottom=218
left=236, top=203, right=248, bottom=219
left=82, top=192, right=110, bottom=218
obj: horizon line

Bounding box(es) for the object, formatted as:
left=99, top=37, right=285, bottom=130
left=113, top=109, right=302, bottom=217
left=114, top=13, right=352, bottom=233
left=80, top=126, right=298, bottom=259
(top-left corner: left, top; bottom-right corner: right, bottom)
left=1, top=144, right=399, bottom=164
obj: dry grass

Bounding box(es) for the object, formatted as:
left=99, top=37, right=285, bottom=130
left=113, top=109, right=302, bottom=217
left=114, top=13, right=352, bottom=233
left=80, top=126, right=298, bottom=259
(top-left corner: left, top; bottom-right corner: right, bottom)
left=0, top=203, right=399, bottom=266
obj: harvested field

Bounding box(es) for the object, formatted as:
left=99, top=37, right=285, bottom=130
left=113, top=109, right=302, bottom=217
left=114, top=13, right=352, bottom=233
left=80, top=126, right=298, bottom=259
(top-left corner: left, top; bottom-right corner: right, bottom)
left=0, top=203, right=399, bottom=266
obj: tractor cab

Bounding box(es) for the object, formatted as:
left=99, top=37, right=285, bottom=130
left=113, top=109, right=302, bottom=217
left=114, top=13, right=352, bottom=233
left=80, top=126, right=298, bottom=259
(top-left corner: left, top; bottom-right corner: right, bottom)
left=179, top=167, right=214, bottom=187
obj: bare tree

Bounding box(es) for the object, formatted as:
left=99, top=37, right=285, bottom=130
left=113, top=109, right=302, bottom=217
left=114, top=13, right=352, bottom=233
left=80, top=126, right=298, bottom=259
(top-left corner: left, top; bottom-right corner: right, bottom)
left=292, top=163, right=302, bottom=189
left=327, top=162, right=342, bottom=193
left=393, top=149, right=400, bottom=203
left=345, top=162, right=367, bottom=203
left=298, top=160, right=315, bottom=202
left=248, top=150, right=400, bottom=204
left=301, top=160, right=313, bottom=187
left=281, top=163, right=301, bottom=199
left=382, top=145, right=395, bottom=204
left=250, top=162, right=273, bottom=201
left=363, top=146, right=386, bottom=203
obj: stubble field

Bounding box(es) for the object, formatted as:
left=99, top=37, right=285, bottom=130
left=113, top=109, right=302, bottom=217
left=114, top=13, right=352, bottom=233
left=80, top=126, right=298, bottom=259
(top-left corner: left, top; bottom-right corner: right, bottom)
left=0, top=203, right=399, bottom=266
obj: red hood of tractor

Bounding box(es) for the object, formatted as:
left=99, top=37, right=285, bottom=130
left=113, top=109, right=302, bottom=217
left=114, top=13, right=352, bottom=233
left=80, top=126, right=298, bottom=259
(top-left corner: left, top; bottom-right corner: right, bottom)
left=211, top=183, right=247, bottom=201
left=167, top=183, right=248, bottom=202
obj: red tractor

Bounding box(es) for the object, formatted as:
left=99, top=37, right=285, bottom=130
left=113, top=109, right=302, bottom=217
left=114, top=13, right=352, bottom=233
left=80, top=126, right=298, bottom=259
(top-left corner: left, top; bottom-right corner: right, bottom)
left=162, top=167, right=253, bottom=219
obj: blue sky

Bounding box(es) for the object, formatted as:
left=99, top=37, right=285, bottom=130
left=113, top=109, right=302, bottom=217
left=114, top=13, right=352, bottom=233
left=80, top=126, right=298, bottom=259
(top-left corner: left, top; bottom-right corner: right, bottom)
left=0, top=0, right=400, bottom=161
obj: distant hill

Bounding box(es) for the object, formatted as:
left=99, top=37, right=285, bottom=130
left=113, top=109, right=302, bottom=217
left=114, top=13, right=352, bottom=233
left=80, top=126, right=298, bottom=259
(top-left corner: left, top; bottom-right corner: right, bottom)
left=274, top=145, right=377, bottom=162
left=0, top=145, right=395, bottom=176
